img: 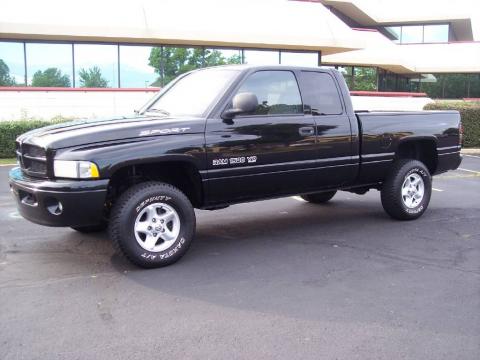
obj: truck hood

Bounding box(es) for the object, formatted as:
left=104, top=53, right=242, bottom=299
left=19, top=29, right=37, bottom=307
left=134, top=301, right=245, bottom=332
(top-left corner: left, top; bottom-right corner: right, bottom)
left=17, top=115, right=206, bottom=150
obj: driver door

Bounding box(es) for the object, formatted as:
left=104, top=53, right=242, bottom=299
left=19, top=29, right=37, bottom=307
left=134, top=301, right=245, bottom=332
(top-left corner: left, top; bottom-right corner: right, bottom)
left=204, top=70, right=318, bottom=204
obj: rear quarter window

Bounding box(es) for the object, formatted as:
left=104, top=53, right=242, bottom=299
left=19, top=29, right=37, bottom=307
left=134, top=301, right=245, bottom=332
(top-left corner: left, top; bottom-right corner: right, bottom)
left=300, top=72, right=343, bottom=115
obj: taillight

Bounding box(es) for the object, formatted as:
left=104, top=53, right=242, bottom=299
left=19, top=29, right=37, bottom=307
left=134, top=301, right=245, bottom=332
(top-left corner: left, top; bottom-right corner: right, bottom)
left=459, top=122, right=464, bottom=147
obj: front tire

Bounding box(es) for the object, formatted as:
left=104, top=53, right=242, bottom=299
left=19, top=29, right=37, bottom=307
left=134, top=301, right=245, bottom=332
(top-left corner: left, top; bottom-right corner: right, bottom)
left=301, top=191, right=337, bottom=204
left=109, top=182, right=195, bottom=268
left=381, top=159, right=432, bottom=220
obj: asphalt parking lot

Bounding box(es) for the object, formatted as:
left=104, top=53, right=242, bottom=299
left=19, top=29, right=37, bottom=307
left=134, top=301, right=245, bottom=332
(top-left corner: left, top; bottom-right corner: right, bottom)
left=1, top=156, right=479, bottom=360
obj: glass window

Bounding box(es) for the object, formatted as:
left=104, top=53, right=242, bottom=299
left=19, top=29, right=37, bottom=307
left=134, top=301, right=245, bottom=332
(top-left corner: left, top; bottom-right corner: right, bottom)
left=400, top=25, right=423, bottom=44
left=300, top=72, right=342, bottom=115
left=243, top=50, right=279, bottom=65
left=378, top=69, right=399, bottom=91
left=204, top=48, right=242, bottom=67
left=280, top=51, right=318, bottom=67
left=145, top=68, right=239, bottom=117
left=27, top=43, right=72, bottom=87
left=337, top=66, right=353, bottom=89
left=74, top=44, right=118, bottom=88
left=235, top=71, right=302, bottom=115
left=119, top=45, right=157, bottom=88
left=147, top=46, right=204, bottom=87
left=423, top=24, right=449, bottom=43
left=353, top=67, right=377, bottom=91
left=0, top=42, right=25, bottom=86
left=385, top=26, right=401, bottom=43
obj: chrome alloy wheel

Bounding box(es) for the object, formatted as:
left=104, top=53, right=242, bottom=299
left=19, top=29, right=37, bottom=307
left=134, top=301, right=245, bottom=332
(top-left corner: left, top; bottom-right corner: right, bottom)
left=134, top=203, right=181, bottom=252
left=401, top=173, right=425, bottom=208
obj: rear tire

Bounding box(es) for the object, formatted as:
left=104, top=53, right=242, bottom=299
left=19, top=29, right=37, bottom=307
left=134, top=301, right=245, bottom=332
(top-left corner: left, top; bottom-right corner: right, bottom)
left=301, top=191, right=337, bottom=204
left=109, top=181, right=195, bottom=268
left=381, top=159, right=432, bottom=220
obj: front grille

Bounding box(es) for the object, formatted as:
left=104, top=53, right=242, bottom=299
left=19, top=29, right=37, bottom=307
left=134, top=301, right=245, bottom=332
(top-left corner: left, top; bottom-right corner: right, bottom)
left=16, top=141, right=48, bottom=178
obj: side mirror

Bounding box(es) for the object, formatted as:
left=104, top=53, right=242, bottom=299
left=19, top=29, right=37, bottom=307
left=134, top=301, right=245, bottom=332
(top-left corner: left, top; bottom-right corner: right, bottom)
left=221, top=92, right=258, bottom=120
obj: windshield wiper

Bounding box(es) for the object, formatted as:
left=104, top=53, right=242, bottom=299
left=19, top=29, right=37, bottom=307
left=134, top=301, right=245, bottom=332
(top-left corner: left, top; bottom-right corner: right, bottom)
left=145, top=108, right=171, bottom=116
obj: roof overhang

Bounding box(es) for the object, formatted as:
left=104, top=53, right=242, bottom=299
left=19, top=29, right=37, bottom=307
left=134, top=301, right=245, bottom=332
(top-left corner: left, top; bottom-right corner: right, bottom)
left=319, top=0, right=475, bottom=41
left=323, top=41, right=480, bottom=74
left=0, top=0, right=365, bottom=55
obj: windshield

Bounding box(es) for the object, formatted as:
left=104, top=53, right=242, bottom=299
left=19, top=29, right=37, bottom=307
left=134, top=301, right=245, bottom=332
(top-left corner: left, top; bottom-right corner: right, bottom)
left=144, top=68, right=239, bottom=117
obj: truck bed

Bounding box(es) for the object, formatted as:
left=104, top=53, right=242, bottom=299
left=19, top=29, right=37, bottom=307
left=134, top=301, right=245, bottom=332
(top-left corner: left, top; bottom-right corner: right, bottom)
left=355, top=110, right=462, bottom=183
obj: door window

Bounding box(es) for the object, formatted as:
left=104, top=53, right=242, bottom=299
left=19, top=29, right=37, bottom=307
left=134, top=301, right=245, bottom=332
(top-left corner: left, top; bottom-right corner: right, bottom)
left=235, top=71, right=303, bottom=115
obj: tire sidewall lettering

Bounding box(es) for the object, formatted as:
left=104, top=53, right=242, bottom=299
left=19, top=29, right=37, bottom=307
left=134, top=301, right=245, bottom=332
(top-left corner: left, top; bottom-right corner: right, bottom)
left=140, top=237, right=186, bottom=261
left=405, top=167, right=428, bottom=178
left=135, top=195, right=172, bottom=213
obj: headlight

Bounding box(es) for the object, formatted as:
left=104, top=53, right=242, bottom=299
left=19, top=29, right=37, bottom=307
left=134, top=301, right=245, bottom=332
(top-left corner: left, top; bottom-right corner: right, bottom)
left=53, top=160, right=100, bottom=179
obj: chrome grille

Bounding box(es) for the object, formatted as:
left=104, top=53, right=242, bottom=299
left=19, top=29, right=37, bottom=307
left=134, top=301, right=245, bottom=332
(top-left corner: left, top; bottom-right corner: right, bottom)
left=16, top=141, right=48, bottom=177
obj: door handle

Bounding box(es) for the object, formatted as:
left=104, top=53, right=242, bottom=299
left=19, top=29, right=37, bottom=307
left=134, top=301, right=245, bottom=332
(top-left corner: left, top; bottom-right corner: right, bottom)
left=299, top=126, right=315, bottom=136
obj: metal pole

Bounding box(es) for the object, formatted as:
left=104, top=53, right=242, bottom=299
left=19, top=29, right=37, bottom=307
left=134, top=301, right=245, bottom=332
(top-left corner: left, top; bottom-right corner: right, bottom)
left=317, top=51, right=322, bottom=66
left=72, top=43, right=75, bottom=87
left=23, top=42, right=27, bottom=86
left=160, top=46, right=165, bottom=87
left=117, top=44, right=121, bottom=88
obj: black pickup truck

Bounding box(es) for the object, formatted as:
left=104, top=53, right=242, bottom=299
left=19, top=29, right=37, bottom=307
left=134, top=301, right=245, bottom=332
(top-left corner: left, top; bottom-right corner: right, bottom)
left=9, top=65, right=462, bottom=268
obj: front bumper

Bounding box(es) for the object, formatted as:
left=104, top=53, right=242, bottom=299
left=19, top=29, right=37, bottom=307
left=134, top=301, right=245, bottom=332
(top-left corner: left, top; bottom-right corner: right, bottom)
left=9, top=167, right=109, bottom=227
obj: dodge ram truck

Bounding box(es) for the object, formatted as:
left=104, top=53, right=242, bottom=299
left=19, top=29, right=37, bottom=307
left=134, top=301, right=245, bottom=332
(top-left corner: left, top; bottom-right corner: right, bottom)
left=9, top=65, right=463, bottom=268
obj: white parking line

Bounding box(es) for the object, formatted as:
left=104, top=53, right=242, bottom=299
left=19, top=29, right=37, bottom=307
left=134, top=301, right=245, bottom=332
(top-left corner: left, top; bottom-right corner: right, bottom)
left=458, top=168, right=480, bottom=174
left=464, top=154, right=480, bottom=159
left=432, top=188, right=444, bottom=192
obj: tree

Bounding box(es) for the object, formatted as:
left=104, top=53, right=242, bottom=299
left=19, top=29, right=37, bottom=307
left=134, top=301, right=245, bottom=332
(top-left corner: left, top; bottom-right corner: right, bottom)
left=78, top=66, right=109, bottom=88
left=149, top=47, right=241, bottom=86
left=31, top=68, right=70, bottom=87
left=352, top=67, right=377, bottom=91
left=420, top=73, right=480, bottom=99
left=0, top=59, right=16, bottom=86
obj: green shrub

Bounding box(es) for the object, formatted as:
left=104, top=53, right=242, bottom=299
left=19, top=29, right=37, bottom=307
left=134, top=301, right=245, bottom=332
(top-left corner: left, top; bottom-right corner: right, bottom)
left=424, top=101, right=480, bottom=148
left=0, top=117, right=71, bottom=158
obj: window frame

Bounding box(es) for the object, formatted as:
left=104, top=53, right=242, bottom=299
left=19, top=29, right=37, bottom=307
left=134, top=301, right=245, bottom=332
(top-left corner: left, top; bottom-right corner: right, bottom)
left=383, top=23, right=450, bottom=44
left=223, top=69, right=305, bottom=119
left=26, top=42, right=74, bottom=87
left=423, top=24, right=450, bottom=44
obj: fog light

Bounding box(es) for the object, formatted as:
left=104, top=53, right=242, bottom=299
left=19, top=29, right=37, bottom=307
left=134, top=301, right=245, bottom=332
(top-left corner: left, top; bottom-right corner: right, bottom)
left=45, top=197, right=63, bottom=216
left=19, top=190, right=37, bottom=206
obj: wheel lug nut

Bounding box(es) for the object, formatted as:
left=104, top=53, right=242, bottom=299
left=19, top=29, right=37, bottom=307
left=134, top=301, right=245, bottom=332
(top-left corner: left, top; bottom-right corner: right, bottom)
left=160, top=220, right=164, bottom=224
left=152, top=218, right=156, bottom=223
left=147, top=226, right=152, bottom=230
left=153, top=232, right=157, bottom=237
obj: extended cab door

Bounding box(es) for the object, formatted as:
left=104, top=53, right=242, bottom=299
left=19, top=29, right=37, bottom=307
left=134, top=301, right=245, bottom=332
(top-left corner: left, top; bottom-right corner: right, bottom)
left=204, top=70, right=319, bottom=204
left=297, top=70, right=357, bottom=187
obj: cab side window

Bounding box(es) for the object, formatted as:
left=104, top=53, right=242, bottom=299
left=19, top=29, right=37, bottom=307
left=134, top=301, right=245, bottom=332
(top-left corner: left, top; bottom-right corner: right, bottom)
left=235, top=71, right=303, bottom=115
left=300, top=71, right=343, bottom=115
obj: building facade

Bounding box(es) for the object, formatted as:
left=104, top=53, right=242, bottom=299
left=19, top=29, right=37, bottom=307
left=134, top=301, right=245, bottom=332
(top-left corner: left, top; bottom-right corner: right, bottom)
left=0, top=0, right=479, bottom=99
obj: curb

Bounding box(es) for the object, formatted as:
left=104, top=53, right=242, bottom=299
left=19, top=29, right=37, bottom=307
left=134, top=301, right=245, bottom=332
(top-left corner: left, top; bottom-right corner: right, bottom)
left=462, top=148, right=480, bottom=155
